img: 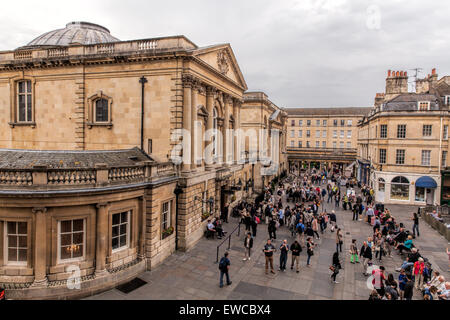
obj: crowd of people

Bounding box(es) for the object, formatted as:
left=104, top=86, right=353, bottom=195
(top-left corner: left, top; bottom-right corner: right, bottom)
left=215, top=167, right=450, bottom=300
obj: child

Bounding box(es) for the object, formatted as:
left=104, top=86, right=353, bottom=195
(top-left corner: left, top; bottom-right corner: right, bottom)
left=350, top=239, right=359, bottom=264
left=398, top=269, right=407, bottom=300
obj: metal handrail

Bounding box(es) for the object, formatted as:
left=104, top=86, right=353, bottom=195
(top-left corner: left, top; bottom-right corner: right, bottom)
left=215, top=222, right=241, bottom=263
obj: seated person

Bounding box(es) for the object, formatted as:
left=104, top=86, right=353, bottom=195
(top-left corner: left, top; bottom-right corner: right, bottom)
left=396, top=235, right=414, bottom=254
left=438, top=282, right=450, bottom=300
left=395, top=248, right=420, bottom=271
left=423, top=271, right=442, bottom=292
left=392, top=227, right=407, bottom=246
left=214, top=219, right=225, bottom=239
left=207, top=220, right=217, bottom=238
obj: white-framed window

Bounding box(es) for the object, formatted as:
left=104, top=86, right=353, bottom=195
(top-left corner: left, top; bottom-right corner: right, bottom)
left=315, top=130, right=320, bottom=138
left=333, top=130, right=337, bottom=138
left=94, top=98, right=109, bottom=123
left=423, top=125, right=432, bottom=137
left=333, top=120, right=338, bottom=126
left=161, top=201, right=172, bottom=231
left=391, top=176, right=409, bottom=201
left=443, top=125, right=448, bottom=140
left=397, top=124, right=406, bottom=139
left=333, top=141, right=337, bottom=149
left=347, top=142, right=351, bottom=148
left=379, top=149, right=386, bottom=164
left=322, top=131, right=327, bottom=138
left=17, top=80, right=33, bottom=123
left=418, top=101, right=430, bottom=111
left=323, top=120, right=327, bottom=127
left=445, top=96, right=450, bottom=105
left=316, top=141, right=320, bottom=148
left=290, top=130, right=295, bottom=138
left=340, top=120, right=345, bottom=127
left=380, top=125, right=387, bottom=138
left=340, top=141, right=344, bottom=149
left=307, top=120, right=311, bottom=126
left=347, top=120, right=353, bottom=127
left=316, top=120, right=320, bottom=127
left=306, top=130, right=311, bottom=138
left=340, top=130, right=344, bottom=138
left=112, top=211, right=130, bottom=252
left=5, top=221, right=28, bottom=265
left=396, top=149, right=405, bottom=165
left=299, top=120, right=303, bottom=126
left=322, top=141, right=326, bottom=148
left=58, top=219, right=85, bottom=263
left=421, top=150, right=431, bottom=166
left=298, top=141, right=302, bottom=148
left=306, top=141, right=310, bottom=148
left=442, top=150, right=448, bottom=167
left=347, top=130, right=352, bottom=138
left=298, top=130, right=302, bottom=138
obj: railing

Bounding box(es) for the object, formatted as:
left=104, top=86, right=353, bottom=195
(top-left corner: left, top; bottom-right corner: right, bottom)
left=0, top=170, right=33, bottom=186
left=47, top=169, right=96, bottom=185
left=215, top=222, right=241, bottom=263
left=157, top=163, right=174, bottom=176
left=108, top=167, right=145, bottom=183
left=48, top=48, right=68, bottom=58
left=14, top=50, right=32, bottom=60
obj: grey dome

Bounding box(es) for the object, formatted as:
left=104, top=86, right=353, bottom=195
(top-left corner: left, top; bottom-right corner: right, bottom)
left=25, top=22, right=120, bottom=48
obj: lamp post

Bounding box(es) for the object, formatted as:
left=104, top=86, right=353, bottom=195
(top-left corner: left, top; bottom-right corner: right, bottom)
left=174, top=184, right=183, bottom=251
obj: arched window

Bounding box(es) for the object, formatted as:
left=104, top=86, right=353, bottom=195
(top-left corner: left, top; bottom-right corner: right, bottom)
left=378, top=178, right=385, bottom=192
left=391, top=176, right=409, bottom=200
left=95, top=98, right=109, bottom=122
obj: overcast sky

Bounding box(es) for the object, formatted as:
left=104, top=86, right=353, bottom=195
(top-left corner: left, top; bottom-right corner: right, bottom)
left=1, top=0, right=449, bottom=108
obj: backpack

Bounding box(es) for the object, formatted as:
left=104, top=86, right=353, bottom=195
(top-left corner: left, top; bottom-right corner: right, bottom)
left=219, top=258, right=228, bottom=272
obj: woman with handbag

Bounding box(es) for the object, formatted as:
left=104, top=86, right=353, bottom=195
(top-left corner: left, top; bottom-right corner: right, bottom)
left=306, top=237, right=315, bottom=266
left=330, top=251, right=341, bottom=284
left=336, top=228, right=343, bottom=253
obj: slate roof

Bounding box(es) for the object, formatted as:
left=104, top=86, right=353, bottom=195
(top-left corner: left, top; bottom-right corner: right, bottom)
left=383, top=93, right=441, bottom=111
left=286, top=107, right=372, bottom=116
left=0, top=147, right=153, bottom=169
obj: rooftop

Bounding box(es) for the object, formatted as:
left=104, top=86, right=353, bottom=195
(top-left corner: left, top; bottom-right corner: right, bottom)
left=286, top=107, right=372, bottom=117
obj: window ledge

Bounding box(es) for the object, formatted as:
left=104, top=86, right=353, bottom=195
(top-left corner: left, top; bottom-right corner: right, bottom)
left=9, top=122, right=36, bottom=129
left=87, top=122, right=113, bottom=129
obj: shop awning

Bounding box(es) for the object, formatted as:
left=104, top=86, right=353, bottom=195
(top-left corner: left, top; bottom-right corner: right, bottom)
left=415, top=176, right=437, bottom=189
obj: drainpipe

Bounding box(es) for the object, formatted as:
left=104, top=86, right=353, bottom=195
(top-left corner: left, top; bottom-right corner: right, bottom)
left=438, top=116, right=443, bottom=205
left=174, top=184, right=183, bottom=251
left=139, top=76, right=148, bottom=150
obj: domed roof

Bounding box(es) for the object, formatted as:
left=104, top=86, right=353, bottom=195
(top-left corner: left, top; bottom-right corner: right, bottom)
left=24, top=22, right=120, bottom=48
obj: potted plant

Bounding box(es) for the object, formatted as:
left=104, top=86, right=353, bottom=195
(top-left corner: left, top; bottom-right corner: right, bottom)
left=162, top=226, right=174, bottom=239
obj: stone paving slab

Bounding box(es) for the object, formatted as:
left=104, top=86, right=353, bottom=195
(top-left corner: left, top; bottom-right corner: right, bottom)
left=87, top=185, right=450, bottom=300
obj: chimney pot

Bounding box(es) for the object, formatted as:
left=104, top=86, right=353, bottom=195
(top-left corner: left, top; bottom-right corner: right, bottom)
left=396, top=71, right=400, bottom=77
left=432, top=68, right=436, bottom=75
left=404, top=72, right=407, bottom=77
left=388, top=70, right=391, bottom=77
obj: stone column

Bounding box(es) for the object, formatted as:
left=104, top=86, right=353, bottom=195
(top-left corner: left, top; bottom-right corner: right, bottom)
left=32, top=207, right=48, bottom=287
left=233, top=98, right=241, bottom=164
left=182, top=74, right=192, bottom=173
left=95, top=203, right=110, bottom=276
left=223, top=95, right=231, bottom=165
left=191, top=80, right=199, bottom=170
left=205, top=86, right=215, bottom=170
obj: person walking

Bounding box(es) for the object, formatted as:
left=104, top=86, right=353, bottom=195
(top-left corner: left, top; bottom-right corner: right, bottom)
left=331, top=251, right=341, bottom=284
left=403, top=276, right=414, bottom=300
left=412, top=211, right=420, bottom=238
left=306, top=237, right=315, bottom=267
left=312, top=217, right=320, bottom=240
left=360, top=241, right=372, bottom=276
left=290, top=240, right=302, bottom=273
left=352, top=202, right=359, bottom=221
left=279, top=240, right=289, bottom=272
left=251, top=215, right=258, bottom=237
left=372, top=266, right=386, bottom=296
left=335, top=227, right=343, bottom=253
left=413, top=257, right=425, bottom=290
left=218, top=252, right=232, bottom=288
left=264, top=239, right=276, bottom=274
left=268, top=218, right=277, bottom=240
left=243, top=232, right=253, bottom=261
left=350, top=239, right=359, bottom=264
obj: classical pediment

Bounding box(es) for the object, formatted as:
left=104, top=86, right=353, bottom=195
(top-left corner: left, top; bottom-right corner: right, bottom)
left=191, top=44, right=248, bottom=90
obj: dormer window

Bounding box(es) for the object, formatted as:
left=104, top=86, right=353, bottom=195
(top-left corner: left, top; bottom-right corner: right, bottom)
left=418, top=101, right=430, bottom=111
left=445, top=96, right=450, bottom=105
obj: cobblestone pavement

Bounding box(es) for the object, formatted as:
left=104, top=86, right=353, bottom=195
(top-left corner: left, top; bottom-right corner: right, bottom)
left=87, top=187, right=450, bottom=300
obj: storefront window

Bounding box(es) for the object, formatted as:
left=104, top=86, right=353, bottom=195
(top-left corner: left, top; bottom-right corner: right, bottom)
left=415, top=187, right=426, bottom=202
left=378, top=178, right=385, bottom=192
left=390, top=176, right=409, bottom=200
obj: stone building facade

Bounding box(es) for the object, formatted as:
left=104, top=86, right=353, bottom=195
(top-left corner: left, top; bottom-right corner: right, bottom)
left=286, top=107, right=371, bottom=174
left=0, top=22, right=285, bottom=299
left=357, top=69, right=450, bottom=206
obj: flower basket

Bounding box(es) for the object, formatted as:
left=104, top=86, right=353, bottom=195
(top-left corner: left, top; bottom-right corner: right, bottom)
left=202, top=211, right=211, bottom=222
left=162, top=226, right=174, bottom=240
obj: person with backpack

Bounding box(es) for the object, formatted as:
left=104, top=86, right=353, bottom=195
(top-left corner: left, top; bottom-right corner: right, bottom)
left=412, top=211, right=420, bottom=238
left=330, top=251, right=341, bottom=284
left=218, top=252, right=232, bottom=288
left=403, top=275, right=414, bottom=300
left=336, top=227, right=343, bottom=253
left=243, top=232, right=253, bottom=261
left=290, top=240, right=302, bottom=273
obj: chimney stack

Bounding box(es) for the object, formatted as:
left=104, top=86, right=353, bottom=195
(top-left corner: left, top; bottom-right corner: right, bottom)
left=385, top=69, right=409, bottom=99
